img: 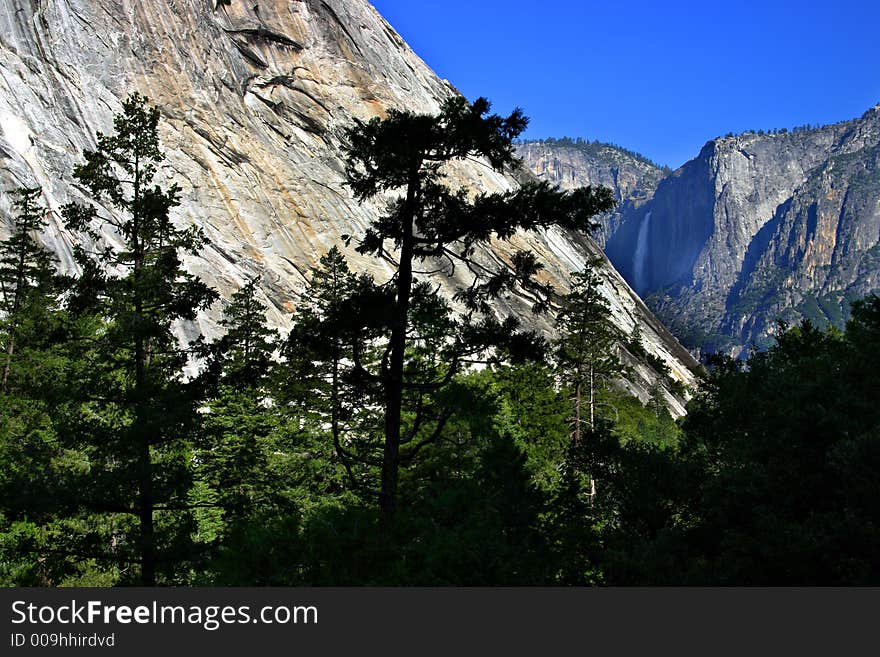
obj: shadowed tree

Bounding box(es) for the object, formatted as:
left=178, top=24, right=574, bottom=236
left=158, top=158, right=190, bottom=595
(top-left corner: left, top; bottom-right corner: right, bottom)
left=196, top=279, right=284, bottom=544
left=61, top=93, right=217, bottom=585
left=343, top=95, right=614, bottom=527
left=209, top=278, right=277, bottom=388
left=0, top=187, right=75, bottom=586
left=0, top=187, right=56, bottom=392
left=278, top=246, right=388, bottom=499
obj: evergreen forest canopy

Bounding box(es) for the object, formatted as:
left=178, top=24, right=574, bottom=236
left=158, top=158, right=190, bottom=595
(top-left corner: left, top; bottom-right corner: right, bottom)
left=1, top=95, right=879, bottom=586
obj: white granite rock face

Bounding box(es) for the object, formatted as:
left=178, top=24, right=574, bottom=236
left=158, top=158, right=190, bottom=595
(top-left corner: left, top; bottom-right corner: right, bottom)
left=0, top=0, right=697, bottom=413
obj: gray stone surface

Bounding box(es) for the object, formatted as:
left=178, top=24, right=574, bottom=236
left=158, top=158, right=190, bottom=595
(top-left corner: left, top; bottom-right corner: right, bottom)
left=0, top=0, right=697, bottom=413
left=516, top=140, right=665, bottom=247
left=528, top=107, right=880, bottom=356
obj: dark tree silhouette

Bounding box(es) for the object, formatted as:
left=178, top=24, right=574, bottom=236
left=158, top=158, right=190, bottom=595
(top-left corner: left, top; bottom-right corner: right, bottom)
left=343, top=96, right=614, bottom=526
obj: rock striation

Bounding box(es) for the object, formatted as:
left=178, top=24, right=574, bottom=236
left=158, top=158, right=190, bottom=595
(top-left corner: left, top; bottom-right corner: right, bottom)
left=0, top=0, right=698, bottom=413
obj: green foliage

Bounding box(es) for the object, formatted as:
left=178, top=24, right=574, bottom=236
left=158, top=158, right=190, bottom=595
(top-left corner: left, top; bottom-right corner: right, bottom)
left=554, top=263, right=624, bottom=399
left=342, top=95, right=614, bottom=525
left=211, top=279, right=277, bottom=386
left=4, top=93, right=878, bottom=587
left=0, top=187, right=55, bottom=311
left=275, top=246, right=384, bottom=500
left=0, top=187, right=58, bottom=393
left=633, top=303, right=880, bottom=584
left=604, top=387, right=680, bottom=448
left=486, top=364, right=570, bottom=493
left=0, top=187, right=84, bottom=586
left=535, top=296, right=880, bottom=585
left=552, top=260, right=627, bottom=507
left=57, top=93, right=218, bottom=584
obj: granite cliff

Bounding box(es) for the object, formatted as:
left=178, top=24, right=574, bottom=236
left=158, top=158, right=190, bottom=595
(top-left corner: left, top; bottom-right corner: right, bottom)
left=0, top=0, right=698, bottom=412
left=527, top=107, right=880, bottom=356
left=516, top=139, right=667, bottom=247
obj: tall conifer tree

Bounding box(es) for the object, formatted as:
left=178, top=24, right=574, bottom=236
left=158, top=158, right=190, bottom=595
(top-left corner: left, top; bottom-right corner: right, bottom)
left=279, top=247, right=384, bottom=498
left=553, top=261, right=625, bottom=497
left=62, top=93, right=217, bottom=584
left=198, top=279, right=280, bottom=533
left=343, top=96, right=614, bottom=526
left=0, top=187, right=56, bottom=392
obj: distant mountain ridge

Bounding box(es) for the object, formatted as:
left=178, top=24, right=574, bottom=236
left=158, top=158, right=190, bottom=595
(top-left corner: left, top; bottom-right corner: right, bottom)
left=518, top=137, right=670, bottom=172
left=523, top=105, right=880, bottom=356
left=516, top=139, right=667, bottom=247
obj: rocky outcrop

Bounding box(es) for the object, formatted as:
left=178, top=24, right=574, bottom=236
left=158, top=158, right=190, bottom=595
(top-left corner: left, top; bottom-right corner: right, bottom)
left=719, top=112, right=880, bottom=350
left=528, top=107, right=880, bottom=356
left=0, top=0, right=698, bottom=412
left=516, top=140, right=666, bottom=246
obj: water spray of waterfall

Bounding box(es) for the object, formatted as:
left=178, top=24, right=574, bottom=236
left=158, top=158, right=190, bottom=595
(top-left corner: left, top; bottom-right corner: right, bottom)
left=633, top=211, right=651, bottom=293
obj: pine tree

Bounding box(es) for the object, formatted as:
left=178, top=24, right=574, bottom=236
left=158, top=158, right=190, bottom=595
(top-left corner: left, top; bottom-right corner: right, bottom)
left=344, top=96, right=615, bottom=527
left=0, top=186, right=72, bottom=585
left=211, top=278, right=276, bottom=387
left=278, top=247, right=384, bottom=498
left=198, top=279, right=280, bottom=532
left=0, top=187, right=56, bottom=392
left=553, top=261, right=625, bottom=497
left=61, top=93, right=217, bottom=584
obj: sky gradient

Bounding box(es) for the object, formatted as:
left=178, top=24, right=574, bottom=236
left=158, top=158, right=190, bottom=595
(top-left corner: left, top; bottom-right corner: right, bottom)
left=371, top=1, right=880, bottom=168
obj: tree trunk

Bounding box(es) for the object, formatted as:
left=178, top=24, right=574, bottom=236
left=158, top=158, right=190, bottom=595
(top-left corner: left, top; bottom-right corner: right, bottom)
left=2, top=237, right=28, bottom=393
left=135, top=309, right=155, bottom=584
left=132, top=156, right=155, bottom=586
left=134, top=299, right=155, bottom=585
left=138, top=433, right=156, bottom=586
left=1, top=331, right=15, bottom=393
left=589, top=363, right=596, bottom=500
left=379, top=174, right=417, bottom=530
left=589, top=363, right=595, bottom=430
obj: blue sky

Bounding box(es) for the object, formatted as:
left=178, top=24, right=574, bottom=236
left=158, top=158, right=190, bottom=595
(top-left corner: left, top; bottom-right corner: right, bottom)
left=371, top=1, right=880, bottom=168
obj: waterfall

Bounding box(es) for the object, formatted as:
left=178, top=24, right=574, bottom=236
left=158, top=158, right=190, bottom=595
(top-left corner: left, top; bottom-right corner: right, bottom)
left=633, top=211, right=652, bottom=293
